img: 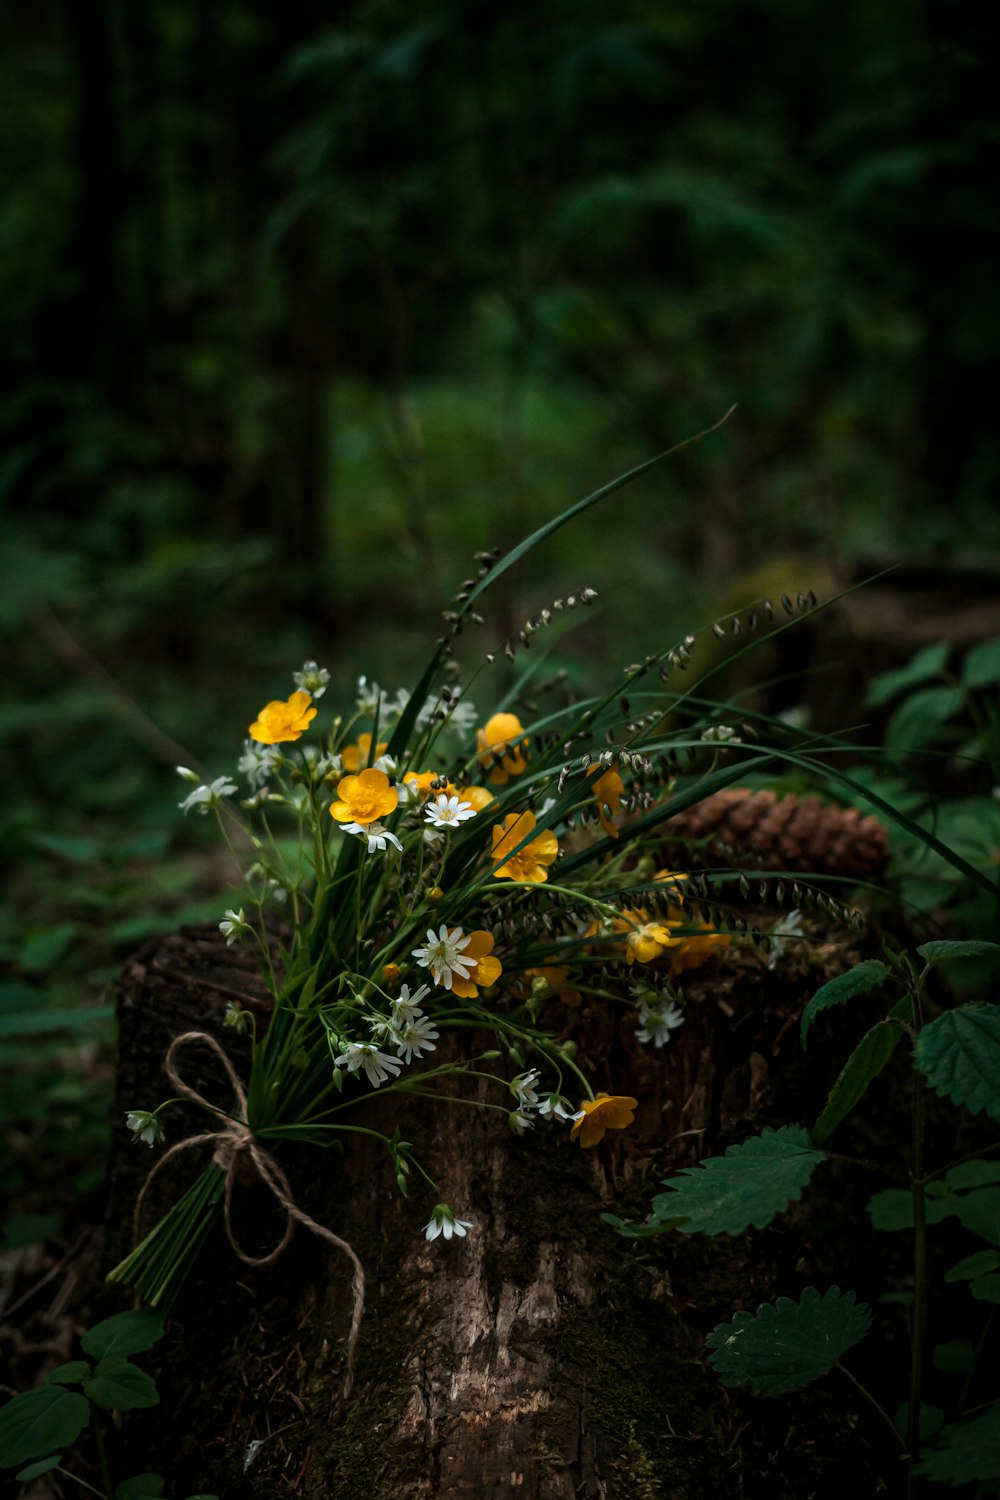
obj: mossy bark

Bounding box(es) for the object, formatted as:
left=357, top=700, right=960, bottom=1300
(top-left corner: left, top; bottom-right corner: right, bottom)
left=104, top=923, right=904, bottom=1499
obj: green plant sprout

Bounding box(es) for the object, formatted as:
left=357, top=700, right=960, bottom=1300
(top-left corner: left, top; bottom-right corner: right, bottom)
left=0, top=1307, right=216, bottom=1500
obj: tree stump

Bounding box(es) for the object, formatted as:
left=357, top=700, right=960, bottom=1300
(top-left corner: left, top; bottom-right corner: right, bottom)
left=102, top=923, right=904, bottom=1499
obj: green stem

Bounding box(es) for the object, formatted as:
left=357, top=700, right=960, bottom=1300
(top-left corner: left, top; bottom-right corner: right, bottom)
left=835, top=1361, right=906, bottom=1452
left=907, top=974, right=930, bottom=1496
left=54, top=1465, right=106, bottom=1498
left=92, top=1417, right=114, bottom=1500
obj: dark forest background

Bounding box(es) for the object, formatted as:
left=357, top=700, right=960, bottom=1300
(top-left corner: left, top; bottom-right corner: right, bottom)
left=2, top=0, right=999, bottom=1231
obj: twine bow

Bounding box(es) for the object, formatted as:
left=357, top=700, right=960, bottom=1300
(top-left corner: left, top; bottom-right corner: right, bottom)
left=134, top=1030, right=365, bottom=1397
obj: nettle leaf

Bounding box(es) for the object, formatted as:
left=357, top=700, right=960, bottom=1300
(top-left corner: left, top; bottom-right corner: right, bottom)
left=868, top=1188, right=960, bottom=1230
left=917, top=940, right=1000, bottom=966
left=81, top=1308, right=165, bottom=1361
left=956, top=1187, right=1000, bottom=1246
left=15, top=1456, right=63, bottom=1481
left=946, top=1160, right=1000, bottom=1190
left=654, top=1126, right=824, bottom=1236
left=945, top=1249, right=1000, bottom=1282
left=83, top=1359, right=159, bottom=1413
left=914, top=1004, right=1000, bottom=1121
left=933, top=1340, right=974, bottom=1375
left=916, top=1399, right=1000, bottom=1486
left=962, top=636, right=1000, bottom=690
left=800, top=961, right=892, bottom=1047
left=43, top=1362, right=91, bottom=1386
left=971, top=1275, right=1000, bottom=1304
left=116, top=1473, right=166, bottom=1499
left=706, top=1286, right=871, bottom=1397
left=865, top=642, right=950, bottom=709
left=0, top=1387, right=90, bottom=1468
left=813, top=998, right=912, bottom=1145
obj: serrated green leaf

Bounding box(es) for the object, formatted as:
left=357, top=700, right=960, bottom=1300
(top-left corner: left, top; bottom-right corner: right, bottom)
left=83, top=1358, right=159, bottom=1413
left=813, top=997, right=912, bottom=1144
left=116, top=1473, right=166, bottom=1500
left=81, top=1308, right=165, bottom=1360
left=962, top=637, right=1000, bottom=690
left=944, top=1249, right=1000, bottom=1282
left=885, top=686, right=963, bottom=757
left=956, top=1187, right=1000, bottom=1246
left=933, top=1339, right=974, bottom=1375
left=800, top=961, right=892, bottom=1047
left=0, top=1387, right=90, bottom=1468
left=917, top=940, right=1000, bottom=966
left=653, top=1126, right=824, bottom=1237
left=914, top=1004, right=1000, bottom=1121
left=970, top=1275, right=1000, bottom=1304
left=15, top=1456, right=63, bottom=1481
left=706, top=1286, right=871, bottom=1397
left=868, top=1188, right=960, bottom=1230
left=43, top=1362, right=91, bottom=1386
left=865, top=642, right=950, bottom=709
left=916, top=1399, right=1000, bottom=1485
left=946, top=1160, right=1000, bottom=1190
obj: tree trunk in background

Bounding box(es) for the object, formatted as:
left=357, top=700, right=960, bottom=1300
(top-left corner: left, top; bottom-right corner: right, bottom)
left=103, top=924, right=903, bottom=1499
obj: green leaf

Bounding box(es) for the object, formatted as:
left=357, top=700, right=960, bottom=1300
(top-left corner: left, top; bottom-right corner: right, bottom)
left=916, top=1400, right=1000, bottom=1485
left=0, top=1387, right=90, bottom=1468
left=865, top=642, right=950, bottom=709
left=962, top=637, right=1000, bottom=690
left=946, top=1160, right=1000, bottom=1190
left=652, top=1126, right=824, bottom=1236
left=916, top=940, right=1000, bottom=966
left=885, top=686, right=963, bottom=757
left=933, top=1340, right=974, bottom=1375
left=81, top=1308, right=165, bottom=1360
left=868, top=1188, right=960, bottom=1230
left=116, top=1474, right=166, bottom=1500
left=43, top=1362, right=91, bottom=1386
left=945, top=1249, right=1000, bottom=1282
left=956, top=1187, right=1000, bottom=1246
left=83, top=1358, right=159, bottom=1412
left=800, top=961, right=892, bottom=1046
left=914, top=1004, right=1000, bottom=1121
left=0, top=1004, right=115, bottom=1040
left=706, top=1286, right=871, bottom=1397
left=15, top=1456, right=63, bottom=1481
left=970, top=1275, right=1000, bottom=1304
left=600, top=1212, right=669, bottom=1239
left=895, top=1403, right=947, bottom=1441
left=17, top=922, right=80, bottom=973
left=813, top=997, right=912, bottom=1145
left=1, top=1213, right=63, bottom=1249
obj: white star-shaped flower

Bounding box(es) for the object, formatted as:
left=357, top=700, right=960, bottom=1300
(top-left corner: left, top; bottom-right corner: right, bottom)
left=334, top=1042, right=403, bottom=1087
left=339, top=821, right=403, bottom=854
left=424, top=794, right=477, bottom=829
left=423, top=1204, right=473, bottom=1242
left=412, top=925, right=474, bottom=990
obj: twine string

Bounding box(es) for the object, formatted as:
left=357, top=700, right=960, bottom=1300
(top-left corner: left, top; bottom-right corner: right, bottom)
left=133, top=1030, right=365, bottom=1396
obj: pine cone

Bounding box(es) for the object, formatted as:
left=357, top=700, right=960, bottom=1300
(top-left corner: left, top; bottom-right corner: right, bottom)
left=661, top=788, right=888, bottom=878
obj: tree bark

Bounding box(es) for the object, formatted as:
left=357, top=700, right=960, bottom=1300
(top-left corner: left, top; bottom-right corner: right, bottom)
left=103, top=923, right=900, bottom=1499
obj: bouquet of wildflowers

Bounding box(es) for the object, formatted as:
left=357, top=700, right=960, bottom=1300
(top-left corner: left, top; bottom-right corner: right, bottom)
left=110, top=431, right=819, bottom=1365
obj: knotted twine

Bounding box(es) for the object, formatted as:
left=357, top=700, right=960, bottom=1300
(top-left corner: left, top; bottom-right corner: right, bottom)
left=133, top=1030, right=365, bottom=1397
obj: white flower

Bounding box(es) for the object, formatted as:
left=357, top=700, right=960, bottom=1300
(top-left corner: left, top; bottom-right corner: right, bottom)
left=635, top=999, right=685, bottom=1049
left=175, top=765, right=201, bottom=783
left=392, top=983, right=431, bottom=1025
left=412, top=924, right=475, bottom=990
left=417, top=690, right=477, bottom=736
left=510, top=1068, right=541, bottom=1111
left=394, top=1013, right=440, bottom=1063
left=508, top=1109, right=534, bottom=1135
left=339, top=821, right=404, bottom=854
left=423, top=1204, right=472, bottom=1242
left=224, top=1002, right=252, bottom=1034
left=315, top=751, right=344, bottom=778
left=701, top=724, right=742, bottom=744
left=219, top=907, right=249, bottom=945
left=125, top=1110, right=164, bottom=1148
left=333, top=1041, right=403, bottom=1087
left=538, top=1095, right=575, bottom=1122
left=293, top=660, right=331, bottom=698
left=237, top=740, right=280, bottom=790
left=178, top=776, right=238, bottom=815
left=424, top=794, right=477, bottom=829
left=373, top=753, right=397, bottom=776
left=767, top=909, right=806, bottom=970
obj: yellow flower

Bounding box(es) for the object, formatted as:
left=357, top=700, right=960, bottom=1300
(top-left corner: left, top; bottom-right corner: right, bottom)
left=330, top=768, right=399, bottom=826
left=517, top=965, right=582, bottom=1008
left=248, top=691, right=317, bottom=745
left=667, top=929, right=731, bottom=975
left=449, top=930, right=503, bottom=999
left=588, top=765, right=625, bottom=838
left=456, top=784, right=496, bottom=812
left=476, top=712, right=530, bottom=785
left=402, top=769, right=456, bottom=800
left=341, top=733, right=389, bottom=772
left=617, top=912, right=676, bottom=965
left=491, top=811, right=559, bottom=883
left=571, top=1093, right=638, bottom=1148
left=382, top=962, right=401, bottom=986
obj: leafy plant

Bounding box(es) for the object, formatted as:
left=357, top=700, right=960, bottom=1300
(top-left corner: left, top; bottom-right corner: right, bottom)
left=0, top=1308, right=215, bottom=1499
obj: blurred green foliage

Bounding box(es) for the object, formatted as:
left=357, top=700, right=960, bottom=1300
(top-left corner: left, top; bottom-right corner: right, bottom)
left=1, top=0, right=998, bottom=1228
